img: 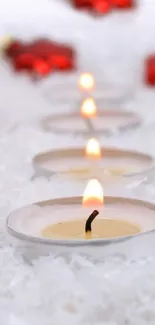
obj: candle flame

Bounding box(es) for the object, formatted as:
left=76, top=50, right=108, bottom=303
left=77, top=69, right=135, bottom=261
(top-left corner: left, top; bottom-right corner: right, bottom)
left=86, top=138, right=101, bottom=159
left=81, top=98, right=97, bottom=117
left=79, top=73, right=94, bottom=91
left=83, top=179, right=104, bottom=207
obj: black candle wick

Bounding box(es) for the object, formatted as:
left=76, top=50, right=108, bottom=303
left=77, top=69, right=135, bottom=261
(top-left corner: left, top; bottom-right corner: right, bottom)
left=85, top=210, right=99, bottom=233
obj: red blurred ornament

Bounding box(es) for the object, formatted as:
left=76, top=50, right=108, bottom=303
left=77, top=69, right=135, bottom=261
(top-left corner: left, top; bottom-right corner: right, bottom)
left=112, top=0, right=134, bottom=9
left=5, top=40, right=24, bottom=57
left=93, top=0, right=111, bottom=13
left=4, top=37, right=75, bottom=76
left=13, top=53, right=36, bottom=71
left=145, top=55, right=155, bottom=86
left=56, top=45, right=74, bottom=58
left=30, top=40, right=58, bottom=59
left=51, top=55, right=74, bottom=70
left=25, top=40, right=74, bottom=64
left=30, top=38, right=51, bottom=47
left=33, top=59, right=51, bottom=76
left=74, top=0, right=92, bottom=9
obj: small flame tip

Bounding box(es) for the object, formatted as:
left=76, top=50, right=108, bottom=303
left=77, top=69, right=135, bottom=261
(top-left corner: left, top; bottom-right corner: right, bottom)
left=83, top=179, right=104, bottom=207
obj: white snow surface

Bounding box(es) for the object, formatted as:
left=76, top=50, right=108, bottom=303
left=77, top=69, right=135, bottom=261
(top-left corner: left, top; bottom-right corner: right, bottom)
left=0, top=0, right=155, bottom=324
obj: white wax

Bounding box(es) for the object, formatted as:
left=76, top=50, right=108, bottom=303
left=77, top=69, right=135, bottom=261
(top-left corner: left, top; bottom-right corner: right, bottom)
left=9, top=202, right=155, bottom=240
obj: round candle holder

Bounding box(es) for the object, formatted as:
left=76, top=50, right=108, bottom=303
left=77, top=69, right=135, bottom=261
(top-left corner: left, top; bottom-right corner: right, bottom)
left=6, top=196, right=155, bottom=260
left=40, top=110, right=141, bottom=136
left=32, top=147, right=155, bottom=185
left=41, top=73, right=134, bottom=106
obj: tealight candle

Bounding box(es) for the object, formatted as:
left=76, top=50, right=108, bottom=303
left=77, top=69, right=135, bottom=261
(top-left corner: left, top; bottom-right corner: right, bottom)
left=41, top=74, right=141, bottom=136
left=33, top=146, right=154, bottom=184
left=41, top=179, right=141, bottom=240
left=7, top=179, right=155, bottom=259
left=41, top=110, right=141, bottom=136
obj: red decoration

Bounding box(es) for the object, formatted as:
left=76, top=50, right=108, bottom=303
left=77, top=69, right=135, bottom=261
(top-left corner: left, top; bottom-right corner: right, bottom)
left=51, top=55, right=73, bottom=70
left=72, top=0, right=135, bottom=13
left=74, top=0, right=92, bottom=9
left=4, top=38, right=76, bottom=77
left=13, top=53, right=36, bottom=71
left=93, top=0, right=111, bottom=13
left=33, top=59, right=51, bottom=76
left=5, top=40, right=24, bottom=57
left=145, top=55, right=155, bottom=86
left=112, top=0, right=134, bottom=9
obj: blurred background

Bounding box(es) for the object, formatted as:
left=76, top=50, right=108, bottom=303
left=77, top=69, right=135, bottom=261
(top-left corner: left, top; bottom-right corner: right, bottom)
left=1, top=0, right=155, bottom=125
